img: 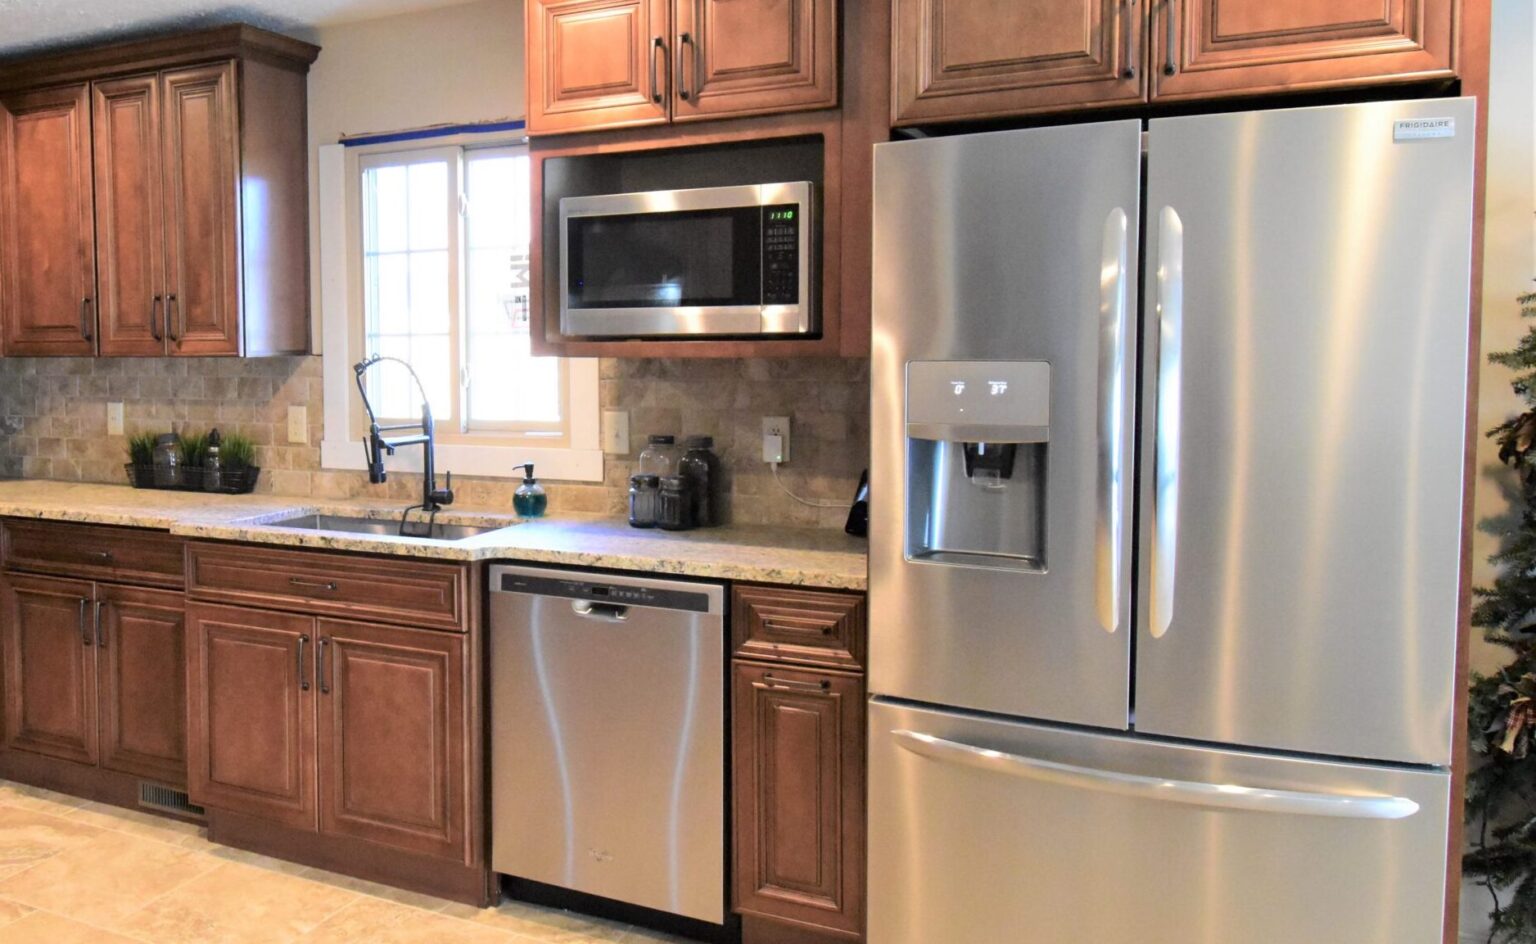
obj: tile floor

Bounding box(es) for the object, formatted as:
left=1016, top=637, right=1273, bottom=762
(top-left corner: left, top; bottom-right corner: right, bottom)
left=0, top=779, right=690, bottom=944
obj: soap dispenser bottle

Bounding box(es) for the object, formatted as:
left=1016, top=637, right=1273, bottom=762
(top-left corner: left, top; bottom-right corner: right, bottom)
left=513, top=463, right=547, bottom=517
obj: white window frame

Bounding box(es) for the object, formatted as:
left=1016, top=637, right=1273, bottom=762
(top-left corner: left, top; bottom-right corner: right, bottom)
left=317, top=139, right=603, bottom=482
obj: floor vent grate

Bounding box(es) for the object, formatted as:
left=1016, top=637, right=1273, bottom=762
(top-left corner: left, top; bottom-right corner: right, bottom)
left=138, top=782, right=205, bottom=819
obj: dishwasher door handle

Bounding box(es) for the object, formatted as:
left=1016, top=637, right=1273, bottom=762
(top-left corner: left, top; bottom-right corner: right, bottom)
left=571, top=600, right=630, bottom=622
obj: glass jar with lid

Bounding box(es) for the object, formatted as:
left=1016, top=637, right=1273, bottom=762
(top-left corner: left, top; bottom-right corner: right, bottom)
left=638, top=435, right=681, bottom=478
left=678, top=435, right=722, bottom=528
left=657, top=475, right=695, bottom=531
left=628, top=474, right=660, bottom=528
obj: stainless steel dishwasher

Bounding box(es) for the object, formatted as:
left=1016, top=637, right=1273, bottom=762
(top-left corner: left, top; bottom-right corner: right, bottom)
left=489, top=564, right=725, bottom=924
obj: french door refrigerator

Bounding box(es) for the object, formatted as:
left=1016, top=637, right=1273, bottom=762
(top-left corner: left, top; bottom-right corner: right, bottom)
left=868, top=98, right=1475, bottom=944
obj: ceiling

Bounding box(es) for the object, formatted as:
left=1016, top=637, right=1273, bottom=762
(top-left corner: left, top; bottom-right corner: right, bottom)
left=0, top=0, right=482, bottom=57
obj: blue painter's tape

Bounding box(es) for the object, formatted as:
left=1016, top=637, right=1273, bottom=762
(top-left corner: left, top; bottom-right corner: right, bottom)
left=341, top=120, right=527, bottom=148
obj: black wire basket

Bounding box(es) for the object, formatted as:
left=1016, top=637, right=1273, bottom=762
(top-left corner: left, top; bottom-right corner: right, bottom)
left=124, top=464, right=261, bottom=494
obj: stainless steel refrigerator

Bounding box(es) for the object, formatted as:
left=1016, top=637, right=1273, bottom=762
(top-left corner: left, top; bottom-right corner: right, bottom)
left=868, top=98, right=1475, bottom=944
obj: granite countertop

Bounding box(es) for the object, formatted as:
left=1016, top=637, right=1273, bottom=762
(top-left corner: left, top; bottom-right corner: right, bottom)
left=0, top=481, right=868, bottom=590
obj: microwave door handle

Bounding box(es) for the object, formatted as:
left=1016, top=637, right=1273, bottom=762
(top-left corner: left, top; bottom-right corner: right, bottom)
left=1096, top=207, right=1130, bottom=635
left=891, top=730, right=1420, bottom=820
left=1150, top=206, right=1184, bottom=640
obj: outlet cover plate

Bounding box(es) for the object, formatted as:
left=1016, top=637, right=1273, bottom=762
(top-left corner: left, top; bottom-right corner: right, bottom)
left=762, top=415, right=791, bottom=464
left=602, top=410, right=630, bottom=455
left=106, top=402, right=124, bottom=436
left=287, top=406, right=308, bottom=444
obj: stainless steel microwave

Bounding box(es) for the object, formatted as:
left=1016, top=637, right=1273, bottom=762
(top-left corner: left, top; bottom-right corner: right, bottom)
left=559, top=181, right=815, bottom=338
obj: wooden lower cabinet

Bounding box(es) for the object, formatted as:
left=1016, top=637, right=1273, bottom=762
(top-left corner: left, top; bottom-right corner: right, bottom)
left=317, top=619, right=467, bottom=862
left=1, top=574, right=97, bottom=765
left=98, top=585, right=188, bottom=784
left=733, top=660, right=864, bottom=939
left=186, top=602, right=316, bottom=829
left=188, top=602, right=470, bottom=863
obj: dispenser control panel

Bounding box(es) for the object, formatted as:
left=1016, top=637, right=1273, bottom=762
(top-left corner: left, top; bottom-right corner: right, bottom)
left=906, top=360, right=1051, bottom=440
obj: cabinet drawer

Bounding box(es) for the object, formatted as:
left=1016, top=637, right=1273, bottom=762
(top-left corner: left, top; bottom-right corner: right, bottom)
left=732, top=585, right=865, bottom=670
left=2, top=518, right=185, bottom=588
left=187, top=542, right=470, bottom=632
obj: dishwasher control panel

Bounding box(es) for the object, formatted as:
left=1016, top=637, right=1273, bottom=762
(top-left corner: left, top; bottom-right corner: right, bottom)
left=498, top=571, right=714, bottom=613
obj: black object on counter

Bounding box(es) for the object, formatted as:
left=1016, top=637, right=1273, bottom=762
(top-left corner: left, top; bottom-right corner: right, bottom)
left=679, top=435, right=722, bottom=527
left=845, top=469, right=869, bottom=537
left=629, top=474, right=660, bottom=528
left=657, top=475, right=695, bottom=531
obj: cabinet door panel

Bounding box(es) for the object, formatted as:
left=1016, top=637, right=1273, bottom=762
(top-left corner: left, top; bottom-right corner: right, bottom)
left=894, top=0, right=1145, bottom=125
left=1, top=574, right=96, bottom=764
left=1151, top=0, right=1455, bottom=100
left=673, top=0, right=838, bottom=121
left=316, top=619, right=466, bottom=861
left=732, top=662, right=863, bottom=935
left=98, top=585, right=186, bottom=785
left=187, top=602, right=316, bottom=830
left=94, top=74, right=167, bottom=357
left=528, top=0, right=672, bottom=135
left=0, top=84, right=96, bottom=356
left=161, top=62, right=240, bottom=355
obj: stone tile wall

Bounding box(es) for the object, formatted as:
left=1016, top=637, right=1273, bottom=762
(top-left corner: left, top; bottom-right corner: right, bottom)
left=0, top=356, right=869, bottom=529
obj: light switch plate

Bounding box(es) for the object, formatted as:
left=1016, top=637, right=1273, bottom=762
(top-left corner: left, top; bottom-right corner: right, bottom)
left=106, top=402, right=124, bottom=436
left=287, top=406, right=308, bottom=444
left=602, top=410, right=630, bottom=455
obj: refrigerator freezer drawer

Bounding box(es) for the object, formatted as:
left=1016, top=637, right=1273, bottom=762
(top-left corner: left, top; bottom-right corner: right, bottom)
left=868, top=699, right=1450, bottom=944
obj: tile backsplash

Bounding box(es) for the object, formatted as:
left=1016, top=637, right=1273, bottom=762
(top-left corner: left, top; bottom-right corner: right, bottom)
left=0, top=356, right=869, bottom=529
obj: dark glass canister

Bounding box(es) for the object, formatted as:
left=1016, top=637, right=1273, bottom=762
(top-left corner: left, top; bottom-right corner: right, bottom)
left=657, top=475, right=695, bottom=531
left=678, top=436, right=722, bottom=527
left=628, top=474, right=660, bottom=528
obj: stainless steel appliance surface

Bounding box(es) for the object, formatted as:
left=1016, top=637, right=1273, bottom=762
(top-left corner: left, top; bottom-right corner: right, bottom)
left=559, top=181, right=814, bottom=338
left=489, top=565, right=725, bottom=924
left=868, top=97, right=1476, bottom=944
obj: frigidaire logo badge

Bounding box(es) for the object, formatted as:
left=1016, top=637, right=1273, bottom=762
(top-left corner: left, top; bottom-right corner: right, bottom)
left=1393, top=117, right=1456, bottom=141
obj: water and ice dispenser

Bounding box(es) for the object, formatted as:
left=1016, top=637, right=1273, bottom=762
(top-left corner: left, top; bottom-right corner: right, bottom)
left=905, top=361, right=1050, bottom=572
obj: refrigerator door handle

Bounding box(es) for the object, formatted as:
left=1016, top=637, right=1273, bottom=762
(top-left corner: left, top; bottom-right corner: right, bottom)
left=1096, top=207, right=1130, bottom=634
left=891, top=729, right=1420, bottom=820
left=1150, top=206, right=1184, bottom=639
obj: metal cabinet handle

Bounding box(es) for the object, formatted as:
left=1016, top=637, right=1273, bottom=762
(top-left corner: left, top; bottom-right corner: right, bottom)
left=762, top=673, right=830, bottom=693
left=891, top=729, right=1420, bottom=820
left=78, top=598, right=91, bottom=647
left=650, top=36, right=666, bottom=103
left=151, top=295, right=164, bottom=341
left=289, top=577, right=338, bottom=593
left=94, top=600, right=104, bottom=647
left=87, top=549, right=112, bottom=561
left=1121, top=0, right=1137, bottom=79
left=1151, top=206, right=1183, bottom=640
left=1163, top=0, right=1178, bottom=75
left=80, top=298, right=93, bottom=342
left=297, top=634, right=310, bottom=692
left=677, top=32, right=694, bottom=101
left=167, top=294, right=180, bottom=343
left=317, top=637, right=331, bottom=694
left=1096, top=208, right=1130, bottom=635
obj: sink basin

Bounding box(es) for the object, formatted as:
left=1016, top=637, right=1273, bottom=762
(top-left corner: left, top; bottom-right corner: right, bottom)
left=266, top=513, right=512, bottom=541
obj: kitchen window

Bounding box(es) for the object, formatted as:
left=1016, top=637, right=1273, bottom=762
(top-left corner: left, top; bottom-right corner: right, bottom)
left=318, top=135, right=601, bottom=481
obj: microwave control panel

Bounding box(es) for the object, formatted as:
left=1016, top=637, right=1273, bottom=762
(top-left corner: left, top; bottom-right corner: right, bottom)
left=762, top=205, right=801, bottom=305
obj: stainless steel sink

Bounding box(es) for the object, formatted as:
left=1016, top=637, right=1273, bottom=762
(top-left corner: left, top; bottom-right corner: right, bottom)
left=266, top=513, right=513, bottom=541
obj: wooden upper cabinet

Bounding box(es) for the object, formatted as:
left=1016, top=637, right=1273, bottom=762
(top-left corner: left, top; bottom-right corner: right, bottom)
left=96, top=585, right=187, bottom=786
left=1151, top=0, right=1455, bottom=100
left=316, top=619, right=467, bottom=862
left=0, top=25, right=318, bottom=357
left=893, top=0, right=1145, bottom=125
left=672, top=0, right=838, bottom=122
left=528, top=0, right=673, bottom=135
left=93, top=75, right=166, bottom=357
left=187, top=602, right=318, bottom=831
left=161, top=63, right=240, bottom=356
left=0, top=84, right=96, bottom=356
left=1, top=574, right=97, bottom=765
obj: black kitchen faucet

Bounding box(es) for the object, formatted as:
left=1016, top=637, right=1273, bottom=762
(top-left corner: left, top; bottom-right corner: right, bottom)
left=352, top=354, right=454, bottom=535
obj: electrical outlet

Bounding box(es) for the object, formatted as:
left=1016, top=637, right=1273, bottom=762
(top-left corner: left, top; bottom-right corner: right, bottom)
left=762, top=416, right=791, bottom=464
left=106, top=402, right=124, bottom=436
left=287, top=406, right=308, bottom=444
left=602, top=410, right=630, bottom=455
